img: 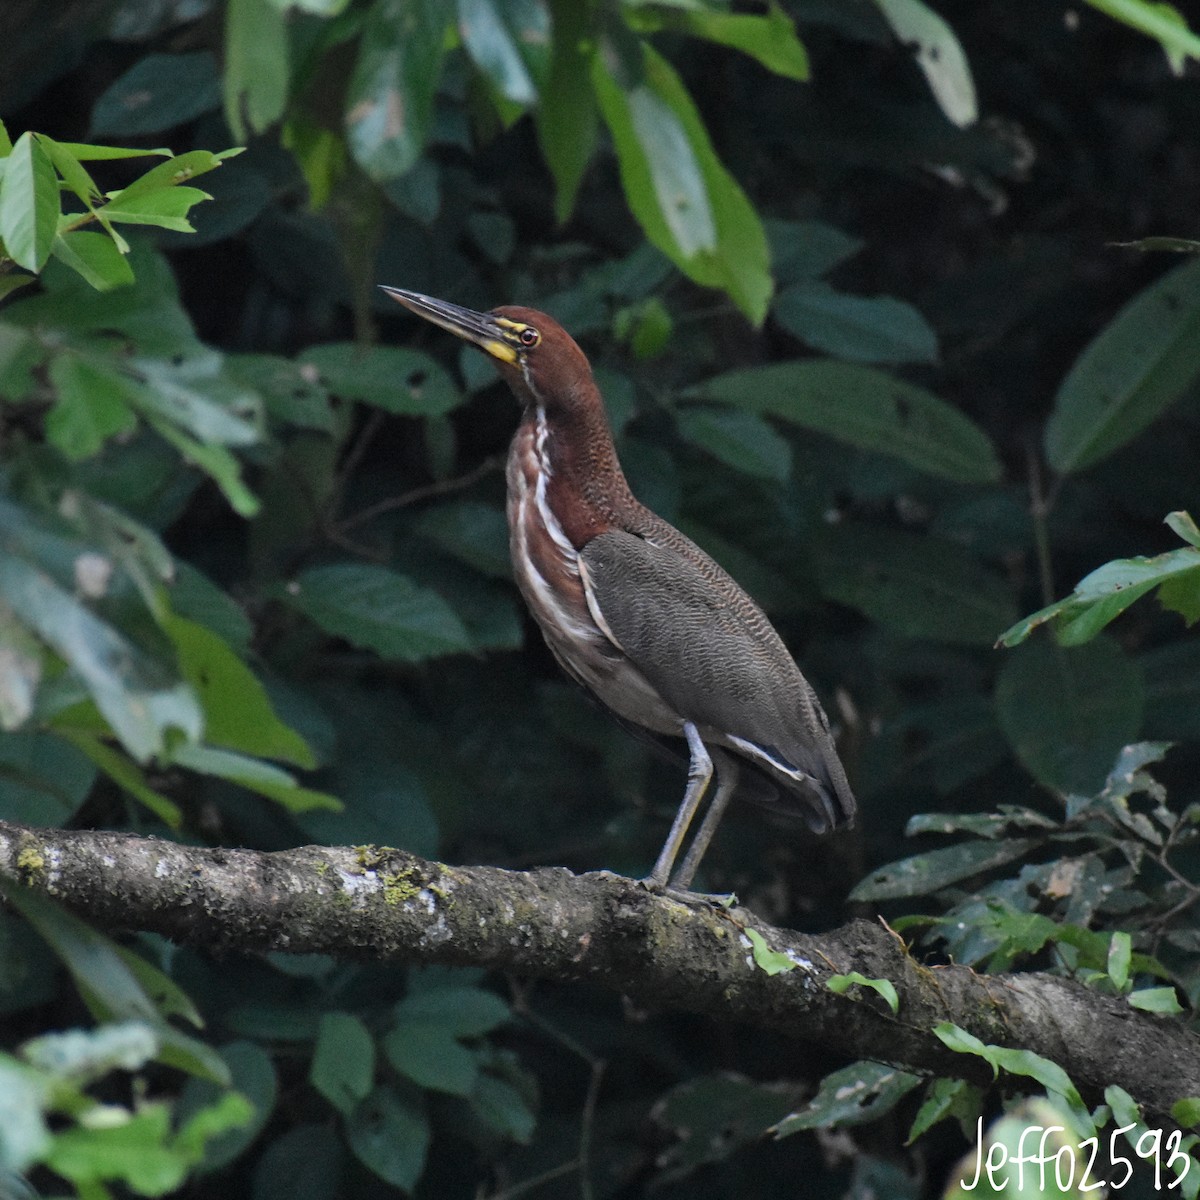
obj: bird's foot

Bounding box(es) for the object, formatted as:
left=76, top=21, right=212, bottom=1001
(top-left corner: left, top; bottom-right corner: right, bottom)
left=662, top=885, right=740, bottom=911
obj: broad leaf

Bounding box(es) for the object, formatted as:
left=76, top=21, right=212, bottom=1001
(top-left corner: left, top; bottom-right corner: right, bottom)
left=310, top=1013, right=375, bottom=1115
left=630, top=7, right=809, bottom=81
left=995, top=634, right=1145, bottom=795
left=1045, top=257, right=1200, bottom=473
left=997, top=514, right=1200, bottom=647
left=91, top=52, right=222, bottom=137
left=873, top=0, right=977, bottom=127
left=345, top=0, right=448, bottom=181
left=301, top=343, right=461, bottom=415
left=536, top=0, right=598, bottom=222
left=850, top=839, right=1037, bottom=902
left=224, top=0, right=289, bottom=138
left=49, top=230, right=135, bottom=292
left=773, top=281, right=939, bottom=364
left=0, top=132, right=59, bottom=272
left=165, top=615, right=315, bottom=768
left=813, top=523, right=1016, bottom=646
left=45, top=354, right=137, bottom=459
left=0, top=513, right=202, bottom=762
left=457, top=0, right=547, bottom=105
left=775, top=1061, right=922, bottom=1135
left=687, top=360, right=1001, bottom=483
left=675, top=406, right=792, bottom=482
left=282, top=563, right=472, bottom=661
left=384, top=1023, right=478, bottom=1095
left=592, top=42, right=771, bottom=322
left=347, top=1085, right=430, bottom=1191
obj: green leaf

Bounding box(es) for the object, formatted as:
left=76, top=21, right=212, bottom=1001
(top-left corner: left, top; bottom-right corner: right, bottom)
left=995, top=635, right=1145, bottom=796
left=774, top=1061, right=922, bottom=1135
left=767, top=218, right=863, bottom=283
left=827, top=973, right=900, bottom=1013
left=168, top=743, right=341, bottom=813
left=0, top=1056, right=51, bottom=1172
left=45, top=1104, right=188, bottom=1194
left=1113, top=235, right=1200, bottom=254
left=773, top=281, right=939, bottom=365
left=633, top=7, right=809, bottom=81
left=224, top=0, right=289, bottom=138
left=1167, top=510, right=1200, bottom=547
left=1, top=886, right=229, bottom=1084
left=282, top=563, right=473, bottom=662
left=105, top=149, right=235, bottom=208
left=252, top=1125, right=343, bottom=1200
left=100, top=185, right=212, bottom=232
left=457, top=0, right=541, bottom=104
left=1108, top=931, right=1132, bottom=991
left=147, top=415, right=261, bottom=518
left=179, top=1041, right=277, bottom=1170
left=906, top=1078, right=981, bottom=1144
left=932, top=1023, right=1089, bottom=1132
left=1127, top=986, right=1184, bottom=1013
left=310, top=1013, right=375, bottom=1115
left=300, top=342, right=461, bottom=415
left=165, top=614, right=315, bottom=768
left=227, top=352, right=334, bottom=432
left=536, top=0, right=598, bottom=222
left=0, top=131, right=60, bottom=272
left=1172, top=1098, right=1200, bottom=1128
left=384, top=1022, right=478, bottom=1095
left=61, top=730, right=183, bottom=827
left=997, top=542, right=1200, bottom=646
left=744, top=928, right=796, bottom=975
left=394, top=986, right=510, bottom=1036
left=413, top=502, right=513, bottom=579
left=675, top=406, right=792, bottom=482
left=687, top=360, right=1001, bottom=483
left=1084, top=0, right=1200, bottom=67
left=470, top=1073, right=536, bottom=1143
left=347, top=1085, right=430, bottom=1191
left=813, top=522, right=1017, bottom=646
left=91, top=52, right=221, bottom=137
left=0, top=731, right=94, bottom=825
left=346, top=0, right=448, bottom=181
left=1045, top=257, right=1200, bottom=473
left=0, top=621, right=43, bottom=732
left=592, top=43, right=771, bottom=323
left=49, top=230, right=135, bottom=291
left=0, top=521, right=203, bottom=762
left=45, top=354, right=137, bottom=459
left=175, top=1092, right=256, bottom=1162
left=850, top=838, right=1037, bottom=902
left=873, top=0, right=977, bottom=126
left=126, top=353, right=262, bottom=446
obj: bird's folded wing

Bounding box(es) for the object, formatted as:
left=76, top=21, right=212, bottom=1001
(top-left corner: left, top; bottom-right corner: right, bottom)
left=578, top=529, right=806, bottom=749
left=578, top=528, right=856, bottom=829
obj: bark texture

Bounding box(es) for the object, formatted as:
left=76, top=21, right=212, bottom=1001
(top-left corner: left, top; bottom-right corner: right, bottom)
left=1, top=819, right=1197, bottom=1120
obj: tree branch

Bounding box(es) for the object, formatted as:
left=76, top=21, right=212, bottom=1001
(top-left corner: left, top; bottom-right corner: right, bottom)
left=1, top=820, right=1197, bottom=1120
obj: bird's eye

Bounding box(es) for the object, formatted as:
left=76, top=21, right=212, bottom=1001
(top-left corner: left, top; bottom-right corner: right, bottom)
left=518, top=327, right=540, bottom=348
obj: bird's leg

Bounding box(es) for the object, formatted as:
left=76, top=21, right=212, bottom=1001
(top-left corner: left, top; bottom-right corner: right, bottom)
left=642, top=722, right=712, bottom=890
left=669, top=751, right=740, bottom=893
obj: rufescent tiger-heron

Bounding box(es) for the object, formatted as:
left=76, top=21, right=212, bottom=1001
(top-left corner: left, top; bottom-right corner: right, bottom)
left=383, top=287, right=856, bottom=893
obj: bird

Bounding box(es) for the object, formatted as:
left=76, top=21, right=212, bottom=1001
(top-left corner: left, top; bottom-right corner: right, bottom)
left=382, top=287, right=856, bottom=893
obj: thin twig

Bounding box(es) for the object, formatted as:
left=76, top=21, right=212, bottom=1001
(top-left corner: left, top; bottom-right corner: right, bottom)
left=507, top=978, right=607, bottom=1200
left=1026, top=443, right=1057, bottom=607
left=480, top=1159, right=581, bottom=1200
left=336, top=453, right=504, bottom=534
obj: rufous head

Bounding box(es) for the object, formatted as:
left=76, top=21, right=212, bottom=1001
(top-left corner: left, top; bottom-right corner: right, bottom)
left=382, top=288, right=597, bottom=420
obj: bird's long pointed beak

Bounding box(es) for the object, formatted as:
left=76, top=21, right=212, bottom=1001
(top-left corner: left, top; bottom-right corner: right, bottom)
left=380, top=286, right=518, bottom=365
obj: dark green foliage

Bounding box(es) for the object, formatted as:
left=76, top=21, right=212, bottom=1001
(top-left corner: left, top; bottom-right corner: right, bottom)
left=2, top=0, right=1200, bottom=1196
